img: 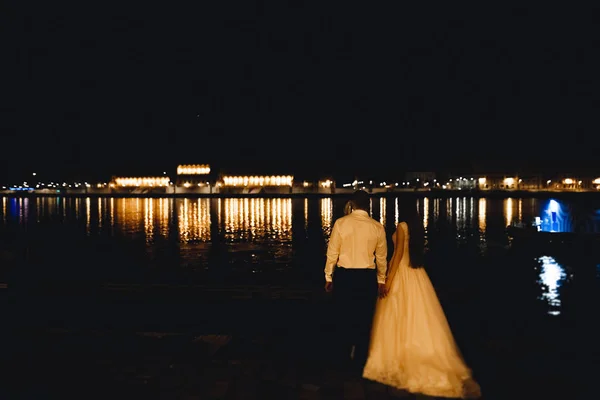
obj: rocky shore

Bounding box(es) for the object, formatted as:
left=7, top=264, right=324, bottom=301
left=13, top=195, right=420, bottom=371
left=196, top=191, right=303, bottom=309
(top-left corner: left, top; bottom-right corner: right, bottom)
left=3, top=281, right=593, bottom=399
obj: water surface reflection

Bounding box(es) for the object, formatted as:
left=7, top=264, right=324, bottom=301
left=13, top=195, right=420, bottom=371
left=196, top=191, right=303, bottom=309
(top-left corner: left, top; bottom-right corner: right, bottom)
left=179, top=198, right=211, bottom=243
left=537, top=256, right=568, bottom=316
left=0, top=195, right=597, bottom=298
left=320, top=198, right=333, bottom=242
left=0, top=196, right=575, bottom=244
left=223, top=198, right=291, bottom=243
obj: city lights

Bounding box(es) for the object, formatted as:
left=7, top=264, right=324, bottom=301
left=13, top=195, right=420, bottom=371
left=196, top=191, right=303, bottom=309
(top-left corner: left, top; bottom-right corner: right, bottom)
left=503, top=177, right=516, bottom=187
left=222, top=175, right=294, bottom=187
left=2, top=164, right=600, bottom=194
left=114, top=177, right=170, bottom=187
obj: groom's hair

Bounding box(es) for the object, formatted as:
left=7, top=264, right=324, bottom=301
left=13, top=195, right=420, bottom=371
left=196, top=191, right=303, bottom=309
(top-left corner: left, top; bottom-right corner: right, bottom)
left=351, top=190, right=370, bottom=211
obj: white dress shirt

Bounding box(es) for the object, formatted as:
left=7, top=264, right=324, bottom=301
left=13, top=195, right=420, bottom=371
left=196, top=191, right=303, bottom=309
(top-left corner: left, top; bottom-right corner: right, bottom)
left=324, top=209, right=388, bottom=284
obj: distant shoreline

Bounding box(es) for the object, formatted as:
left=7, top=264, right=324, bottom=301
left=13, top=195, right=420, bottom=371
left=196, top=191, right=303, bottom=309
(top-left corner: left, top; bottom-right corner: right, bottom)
left=2, top=189, right=600, bottom=199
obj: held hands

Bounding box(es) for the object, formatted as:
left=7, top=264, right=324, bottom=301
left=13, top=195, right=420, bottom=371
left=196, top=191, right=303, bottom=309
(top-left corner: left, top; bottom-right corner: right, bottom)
left=385, top=279, right=393, bottom=293
left=378, top=283, right=388, bottom=298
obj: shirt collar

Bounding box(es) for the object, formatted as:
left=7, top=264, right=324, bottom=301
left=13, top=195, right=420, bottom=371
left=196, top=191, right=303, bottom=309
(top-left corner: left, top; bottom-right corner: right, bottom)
left=352, top=209, right=369, bottom=217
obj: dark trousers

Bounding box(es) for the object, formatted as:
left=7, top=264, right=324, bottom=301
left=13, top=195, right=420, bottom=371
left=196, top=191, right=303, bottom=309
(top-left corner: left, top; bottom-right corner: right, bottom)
left=333, top=267, right=378, bottom=370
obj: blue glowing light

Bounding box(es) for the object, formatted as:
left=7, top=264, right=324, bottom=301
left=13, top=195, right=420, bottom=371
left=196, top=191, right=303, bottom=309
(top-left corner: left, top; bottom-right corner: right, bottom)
left=548, top=199, right=560, bottom=214
left=539, top=199, right=570, bottom=233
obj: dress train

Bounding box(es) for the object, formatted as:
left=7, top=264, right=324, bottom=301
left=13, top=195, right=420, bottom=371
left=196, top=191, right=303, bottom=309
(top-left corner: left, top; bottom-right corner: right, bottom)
left=363, top=223, right=481, bottom=399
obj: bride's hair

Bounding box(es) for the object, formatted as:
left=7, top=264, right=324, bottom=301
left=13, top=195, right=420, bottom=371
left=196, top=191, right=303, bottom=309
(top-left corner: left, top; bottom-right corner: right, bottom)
left=397, top=200, right=425, bottom=268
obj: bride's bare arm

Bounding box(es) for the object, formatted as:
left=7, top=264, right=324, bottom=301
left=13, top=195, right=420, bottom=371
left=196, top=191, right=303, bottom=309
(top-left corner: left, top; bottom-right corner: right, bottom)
left=385, top=223, right=405, bottom=291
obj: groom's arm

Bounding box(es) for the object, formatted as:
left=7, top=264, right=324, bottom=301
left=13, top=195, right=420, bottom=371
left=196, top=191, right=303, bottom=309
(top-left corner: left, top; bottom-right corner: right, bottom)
left=324, top=221, right=341, bottom=283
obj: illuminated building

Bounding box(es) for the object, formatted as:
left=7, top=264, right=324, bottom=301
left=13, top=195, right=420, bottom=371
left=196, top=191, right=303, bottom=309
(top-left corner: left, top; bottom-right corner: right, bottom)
left=176, top=164, right=212, bottom=187
left=177, top=164, right=210, bottom=176
left=220, top=175, right=294, bottom=194
left=112, top=177, right=170, bottom=188
left=466, top=173, right=519, bottom=190
left=221, top=175, right=293, bottom=187
left=556, top=174, right=585, bottom=191
left=478, top=177, right=487, bottom=189
left=446, top=175, right=478, bottom=190
left=517, top=174, right=542, bottom=190
left=319, top=179, right=332, bottom=188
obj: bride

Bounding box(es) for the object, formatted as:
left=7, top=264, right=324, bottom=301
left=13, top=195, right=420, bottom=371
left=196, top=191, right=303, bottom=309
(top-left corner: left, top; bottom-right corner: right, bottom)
left=362, top=202, right=481, bottom=399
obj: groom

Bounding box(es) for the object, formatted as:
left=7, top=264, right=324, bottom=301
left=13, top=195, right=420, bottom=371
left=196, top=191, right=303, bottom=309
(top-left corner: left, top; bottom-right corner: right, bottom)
left=324, top=190, right=388, bottom=375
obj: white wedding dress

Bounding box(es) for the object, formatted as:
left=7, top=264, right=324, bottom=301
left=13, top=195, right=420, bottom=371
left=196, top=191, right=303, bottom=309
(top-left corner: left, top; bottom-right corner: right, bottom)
left=363, top=222, right=481, bottom=399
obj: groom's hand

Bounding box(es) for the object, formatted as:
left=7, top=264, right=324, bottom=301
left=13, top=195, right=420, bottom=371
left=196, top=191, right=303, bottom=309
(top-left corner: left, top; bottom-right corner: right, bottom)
left=324, top=281, right=333, bottom=293
left=378, top=283, right=388, bottom=298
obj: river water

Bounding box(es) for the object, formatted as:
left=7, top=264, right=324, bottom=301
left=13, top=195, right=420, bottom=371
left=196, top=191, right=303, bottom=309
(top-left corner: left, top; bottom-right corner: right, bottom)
left=2, top=195, right=599, bottom=314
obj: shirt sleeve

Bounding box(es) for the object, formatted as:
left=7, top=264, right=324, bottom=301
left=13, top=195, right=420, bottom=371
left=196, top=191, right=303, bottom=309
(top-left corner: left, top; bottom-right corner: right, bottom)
left=375, top=225, right=388, bottom=284
left=324, top=221, right=341, bottom=282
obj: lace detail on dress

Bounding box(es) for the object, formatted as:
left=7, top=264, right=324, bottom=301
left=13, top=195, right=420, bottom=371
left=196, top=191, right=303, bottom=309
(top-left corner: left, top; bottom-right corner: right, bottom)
left=364, top=361, right=481, bottom=398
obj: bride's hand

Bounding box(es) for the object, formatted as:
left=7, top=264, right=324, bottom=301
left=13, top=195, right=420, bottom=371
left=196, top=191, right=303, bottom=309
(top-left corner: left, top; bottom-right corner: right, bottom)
left=377, top=283, right=388, bottom=298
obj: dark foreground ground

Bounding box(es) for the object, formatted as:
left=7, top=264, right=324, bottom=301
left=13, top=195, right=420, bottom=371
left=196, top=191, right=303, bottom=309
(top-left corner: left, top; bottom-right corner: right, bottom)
left=2, top=281, right=597, bottom=400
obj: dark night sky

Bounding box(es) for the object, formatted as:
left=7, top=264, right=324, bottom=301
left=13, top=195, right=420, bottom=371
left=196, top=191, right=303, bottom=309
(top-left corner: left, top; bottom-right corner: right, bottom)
left=2, top=3, right=600, bottom=182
